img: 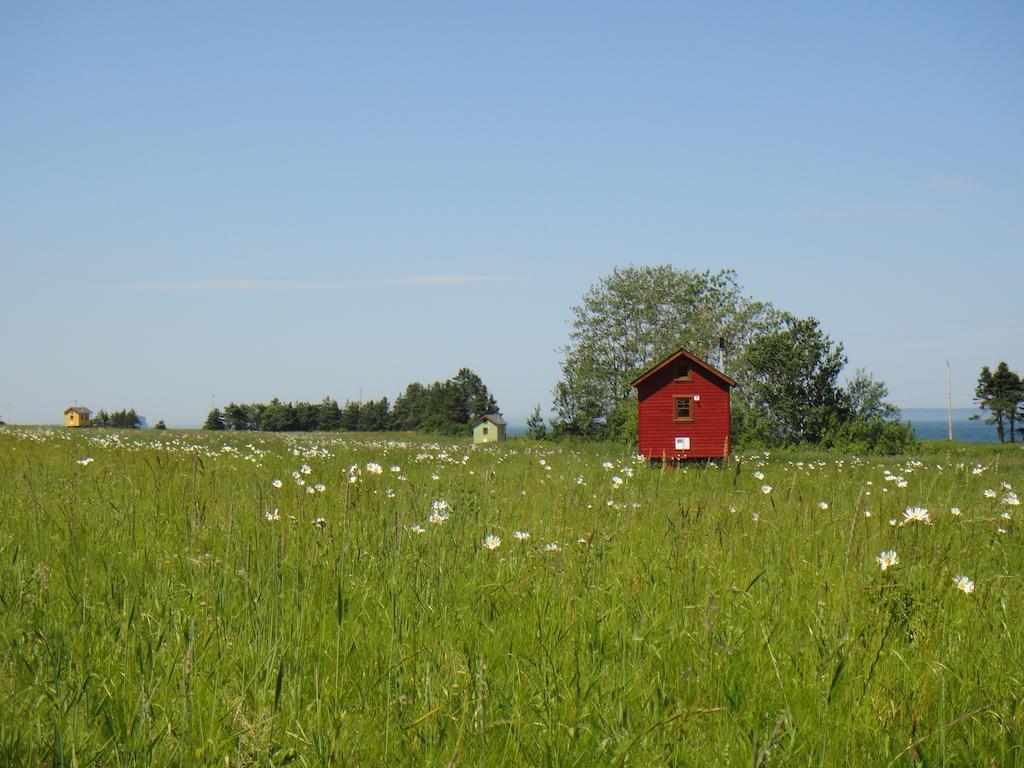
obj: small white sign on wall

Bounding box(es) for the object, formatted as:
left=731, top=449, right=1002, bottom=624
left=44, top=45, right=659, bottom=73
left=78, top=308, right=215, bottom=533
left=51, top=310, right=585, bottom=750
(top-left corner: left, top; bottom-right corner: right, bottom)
left=675, top=437, right=690, bottom=450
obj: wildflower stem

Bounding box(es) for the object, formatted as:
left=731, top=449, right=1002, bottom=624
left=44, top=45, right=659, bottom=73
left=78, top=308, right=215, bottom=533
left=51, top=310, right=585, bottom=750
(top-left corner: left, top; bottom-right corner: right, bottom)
left=885, top=704, right=992, bottom=768
left=613, top=707, right=725, bottom=767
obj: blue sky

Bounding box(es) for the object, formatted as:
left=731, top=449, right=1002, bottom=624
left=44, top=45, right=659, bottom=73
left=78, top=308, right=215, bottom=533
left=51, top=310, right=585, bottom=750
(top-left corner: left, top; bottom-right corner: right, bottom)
left=2, top=2, right=1021, bottom=426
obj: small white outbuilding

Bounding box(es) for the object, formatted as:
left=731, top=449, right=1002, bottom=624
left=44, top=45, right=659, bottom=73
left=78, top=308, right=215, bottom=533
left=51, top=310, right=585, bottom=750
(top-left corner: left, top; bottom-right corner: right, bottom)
left=472, top=414, right=507, bottom=444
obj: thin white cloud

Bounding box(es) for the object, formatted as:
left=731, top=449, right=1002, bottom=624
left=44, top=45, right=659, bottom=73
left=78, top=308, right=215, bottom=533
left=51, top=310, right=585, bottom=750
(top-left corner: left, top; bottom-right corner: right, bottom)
left=396, top=273, right=523, bottom=286
left=926, top=176, right=982, bottom=193
left=118, top=273, right=524, bottom=292
left=120, top=279, right=312, bottom=292
left=794, top=202, right=926, bottom=218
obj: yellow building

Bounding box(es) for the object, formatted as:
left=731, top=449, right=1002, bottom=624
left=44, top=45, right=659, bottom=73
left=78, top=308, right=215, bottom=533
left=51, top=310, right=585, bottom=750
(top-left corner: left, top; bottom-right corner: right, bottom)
left=472, top=414, right=507, bottom=444
left=64, top=406, right=92, bottom=428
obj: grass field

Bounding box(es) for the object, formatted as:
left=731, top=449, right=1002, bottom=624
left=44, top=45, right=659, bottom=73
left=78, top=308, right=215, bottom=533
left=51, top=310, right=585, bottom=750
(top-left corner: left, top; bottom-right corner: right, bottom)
left=2, top=427, right=1022, bottom=766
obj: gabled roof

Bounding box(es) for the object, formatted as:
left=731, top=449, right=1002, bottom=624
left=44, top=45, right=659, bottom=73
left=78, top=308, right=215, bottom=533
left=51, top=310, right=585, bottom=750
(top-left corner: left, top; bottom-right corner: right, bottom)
left=474, top=413, right=507, bottom=426
left=630, top=346, right=736, bottom=389
left=64, top=406, right=92, bottom=415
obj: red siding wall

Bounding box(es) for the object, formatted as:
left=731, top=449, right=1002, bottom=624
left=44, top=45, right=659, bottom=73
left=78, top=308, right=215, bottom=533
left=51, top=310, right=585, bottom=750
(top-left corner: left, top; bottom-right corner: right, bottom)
left=636, top=364, right=731, bottom=459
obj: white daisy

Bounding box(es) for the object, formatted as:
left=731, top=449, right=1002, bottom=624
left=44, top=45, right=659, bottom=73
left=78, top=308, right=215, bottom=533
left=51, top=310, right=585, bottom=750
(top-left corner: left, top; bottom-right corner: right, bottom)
left=952, top=575, right=974, bottom=594
left=876, top=550, right=899, bottom=571
left=901, top=506, right=931, bottom=526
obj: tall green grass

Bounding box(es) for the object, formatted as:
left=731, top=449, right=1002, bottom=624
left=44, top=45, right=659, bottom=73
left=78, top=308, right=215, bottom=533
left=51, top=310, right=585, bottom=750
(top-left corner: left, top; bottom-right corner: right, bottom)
left=1, top=428, right=1021, bottom=765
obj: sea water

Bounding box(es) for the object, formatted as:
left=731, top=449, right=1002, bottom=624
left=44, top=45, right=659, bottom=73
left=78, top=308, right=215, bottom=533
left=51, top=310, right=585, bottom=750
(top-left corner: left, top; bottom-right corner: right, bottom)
left=901, top=408, right=1001, bottom=443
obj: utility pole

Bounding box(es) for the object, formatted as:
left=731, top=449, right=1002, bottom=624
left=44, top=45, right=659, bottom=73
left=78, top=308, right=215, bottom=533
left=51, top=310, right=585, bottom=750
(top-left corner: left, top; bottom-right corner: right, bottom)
left=946, top=360, right=954, bottom=441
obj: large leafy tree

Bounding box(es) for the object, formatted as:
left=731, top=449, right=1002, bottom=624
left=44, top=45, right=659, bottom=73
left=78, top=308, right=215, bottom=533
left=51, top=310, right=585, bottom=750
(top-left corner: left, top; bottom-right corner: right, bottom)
left=553, top=265, right=776, bottom=434
left=842, top=369, right=899, bottom=421
left=738, top=316, right=847, bottom=445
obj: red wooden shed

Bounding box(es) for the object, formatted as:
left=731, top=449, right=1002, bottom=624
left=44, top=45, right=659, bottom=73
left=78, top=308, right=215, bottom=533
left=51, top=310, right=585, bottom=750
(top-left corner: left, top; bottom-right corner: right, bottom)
left=630, top=347, right=736, bottom=460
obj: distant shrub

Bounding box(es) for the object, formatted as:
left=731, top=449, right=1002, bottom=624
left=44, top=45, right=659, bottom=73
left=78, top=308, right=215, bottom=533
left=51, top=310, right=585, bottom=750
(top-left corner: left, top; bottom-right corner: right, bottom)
left=820, top=416, right=917, bottom=455
left=417, top=413, right=472, bottom=437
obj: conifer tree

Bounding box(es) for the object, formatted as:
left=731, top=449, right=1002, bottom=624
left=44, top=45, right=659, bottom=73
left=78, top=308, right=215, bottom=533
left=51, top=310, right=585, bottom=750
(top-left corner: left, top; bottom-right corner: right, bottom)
left=975, top=362, right=1023, bottom=443
left=204, top=408, right=226, bottom=431
left=526, top=404, right=547, bottom=439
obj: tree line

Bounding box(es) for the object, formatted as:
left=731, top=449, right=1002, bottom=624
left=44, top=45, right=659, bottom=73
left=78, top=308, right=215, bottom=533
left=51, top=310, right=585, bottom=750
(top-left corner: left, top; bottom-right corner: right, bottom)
left=201, top=265, right=1012, bottom=453
left=975, top=362, right=1024, bottom=442
left=204, top=368, right=499, bottom=436
left=93, top=409, right=143, bottom=429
